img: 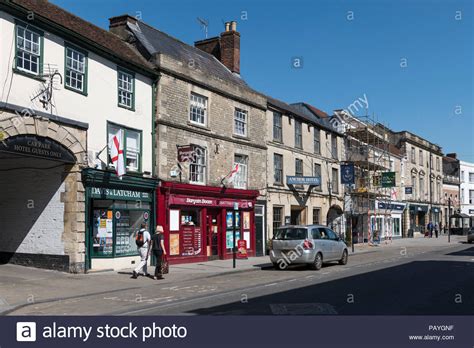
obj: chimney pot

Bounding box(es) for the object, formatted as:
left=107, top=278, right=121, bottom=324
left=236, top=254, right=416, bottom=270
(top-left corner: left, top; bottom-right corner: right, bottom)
left=225, top=22, right=230, bottom=31
left=230, top=21, right=237, bottom=31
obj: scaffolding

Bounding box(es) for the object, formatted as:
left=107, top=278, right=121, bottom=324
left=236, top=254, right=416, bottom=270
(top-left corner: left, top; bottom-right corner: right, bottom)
left=341, top=112, right=397, bottom=245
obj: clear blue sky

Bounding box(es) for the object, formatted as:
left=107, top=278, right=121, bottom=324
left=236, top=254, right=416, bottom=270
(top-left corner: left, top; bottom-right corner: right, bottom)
left=52, top=0, right=473, bottom=161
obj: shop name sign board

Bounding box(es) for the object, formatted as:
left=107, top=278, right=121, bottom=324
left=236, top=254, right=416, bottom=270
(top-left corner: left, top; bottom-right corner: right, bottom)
left=377, top=202, right=405, bottom=212
left=169, top=195, right=253, bottom=209
left=286, top=176, right=321, bottom=186
left=90, top=187, right=151, bottom=201
left=381, top=172, right=396, bottom=187
left=0, top=135, right=75, bottom=163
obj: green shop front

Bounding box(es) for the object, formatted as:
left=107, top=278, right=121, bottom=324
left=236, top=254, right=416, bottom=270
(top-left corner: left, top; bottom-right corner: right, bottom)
left=82, top=168, right=158, bottom=271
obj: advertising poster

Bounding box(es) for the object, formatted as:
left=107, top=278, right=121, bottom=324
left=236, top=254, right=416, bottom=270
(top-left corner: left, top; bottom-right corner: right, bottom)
left=226, top=231, right=240, bottom=249
left=243, top=212, right=250, bottom=229
left=237, top=239, right=248, bottom=259
left=226, top=211, right=241, bottom=228
left=170, top=233, right=180, bottom=256
left=243, top=231, right=251, bottom=249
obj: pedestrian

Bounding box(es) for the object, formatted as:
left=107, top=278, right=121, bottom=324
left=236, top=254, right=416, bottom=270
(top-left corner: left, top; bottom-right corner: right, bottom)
left=149, top=225, right=167, bottom=280
left=427, top=221, right=433, bottom=238
left=434, top=223, right=439, bottom=238
left=132, top=223, right=151, bottom=279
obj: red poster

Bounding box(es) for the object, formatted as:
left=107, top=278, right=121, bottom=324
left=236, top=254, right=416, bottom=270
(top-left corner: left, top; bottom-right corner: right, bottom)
left=237, top=239, right=248, bottom=259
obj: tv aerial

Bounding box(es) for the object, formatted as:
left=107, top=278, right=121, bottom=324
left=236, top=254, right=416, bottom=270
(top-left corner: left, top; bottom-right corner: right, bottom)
left=196, top=17, right=209, bottom=39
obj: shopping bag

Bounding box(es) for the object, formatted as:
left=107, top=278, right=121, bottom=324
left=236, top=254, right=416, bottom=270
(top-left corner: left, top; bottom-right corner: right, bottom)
left=161, top=255, right=169, bottom=274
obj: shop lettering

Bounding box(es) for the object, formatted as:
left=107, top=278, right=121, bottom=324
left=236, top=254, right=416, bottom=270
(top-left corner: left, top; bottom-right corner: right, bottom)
left=185, top=198, right=213, bottom=205
left=91, top=187, right=142, bottom=199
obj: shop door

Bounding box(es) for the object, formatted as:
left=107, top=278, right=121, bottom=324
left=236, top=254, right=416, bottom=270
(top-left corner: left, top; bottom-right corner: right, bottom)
left=206, top=212, right=219, bottom=260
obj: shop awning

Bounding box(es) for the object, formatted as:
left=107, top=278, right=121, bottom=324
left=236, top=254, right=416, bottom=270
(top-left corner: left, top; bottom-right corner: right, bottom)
left=450, top=212, right=470, bottom=219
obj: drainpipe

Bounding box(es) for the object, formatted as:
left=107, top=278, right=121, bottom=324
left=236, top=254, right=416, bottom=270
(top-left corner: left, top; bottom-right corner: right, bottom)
left=151, top=73, right=162, bottom=177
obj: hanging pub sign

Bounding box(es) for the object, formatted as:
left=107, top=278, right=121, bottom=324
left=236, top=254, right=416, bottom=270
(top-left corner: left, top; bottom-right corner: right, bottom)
left=340, top=164, right=355, bottom=185
left=177, top=145, right=195, bottom=163
left=381, top=172, right=396, bottom=187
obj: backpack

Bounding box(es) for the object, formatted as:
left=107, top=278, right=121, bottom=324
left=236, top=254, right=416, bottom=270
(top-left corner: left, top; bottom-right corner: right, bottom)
left=135, top=230, right=145, bottom=247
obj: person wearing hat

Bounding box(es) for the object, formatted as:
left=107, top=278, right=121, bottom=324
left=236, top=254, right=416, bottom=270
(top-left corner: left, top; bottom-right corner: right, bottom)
left=149, top=225, right=167, bottom=280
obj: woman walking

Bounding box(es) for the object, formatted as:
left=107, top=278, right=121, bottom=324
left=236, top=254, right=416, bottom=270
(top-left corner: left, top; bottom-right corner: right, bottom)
left=149, top=225, right=167, bottom=280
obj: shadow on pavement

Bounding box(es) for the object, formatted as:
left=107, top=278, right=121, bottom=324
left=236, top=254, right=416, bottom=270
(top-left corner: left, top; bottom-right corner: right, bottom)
left=446, top=247, right=474, bottom=256
left=189, top=260, right=474, bottom=315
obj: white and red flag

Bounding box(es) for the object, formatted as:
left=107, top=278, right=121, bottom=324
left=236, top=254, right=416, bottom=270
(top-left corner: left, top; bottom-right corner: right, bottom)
left=222, top=163, right=239, bottom=185
left=109, top=129, right=125, bottom=177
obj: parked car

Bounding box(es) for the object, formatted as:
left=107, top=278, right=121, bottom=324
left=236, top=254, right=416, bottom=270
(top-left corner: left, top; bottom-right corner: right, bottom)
left=269, top=225, right=348, bottom=270
left=468, top=228, right=474, bottom=243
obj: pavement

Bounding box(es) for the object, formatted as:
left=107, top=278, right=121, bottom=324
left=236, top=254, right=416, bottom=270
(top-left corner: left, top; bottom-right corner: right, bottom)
left=0, top=234, right=469, bottom=315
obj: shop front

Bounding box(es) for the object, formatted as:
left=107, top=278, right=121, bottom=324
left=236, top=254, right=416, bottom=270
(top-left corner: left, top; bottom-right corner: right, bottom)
left=408, top=204, right=429, bottom=235
left=373, top=201, right=406, bottom=239
left=82, top=168, right=158, bottom=271
left=156, top=181, right=259, bottom=264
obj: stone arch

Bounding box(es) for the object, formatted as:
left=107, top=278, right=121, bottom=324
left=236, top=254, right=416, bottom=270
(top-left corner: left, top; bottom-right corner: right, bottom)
left=0, top=115, right=86, bottom=166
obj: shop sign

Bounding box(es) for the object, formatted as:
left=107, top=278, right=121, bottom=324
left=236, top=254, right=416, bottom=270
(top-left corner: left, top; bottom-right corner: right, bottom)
left=169, top=195, right=253, bottom=209
left=341, top=164, right=355, bottom=184
left=237, top=240, right=248, bottom=259
left=0, top=135, right=75, bottom=163
left=286, top=176, right=321, bottom=186
left=377, top=202, right=405, bottom=212
left=177, top=146, right=195, bottom=163
left=89, top=187, right=151, bottom=201
left=405, top=186, right=413, bottom=194
left=381, top=172, right=396, bottom=187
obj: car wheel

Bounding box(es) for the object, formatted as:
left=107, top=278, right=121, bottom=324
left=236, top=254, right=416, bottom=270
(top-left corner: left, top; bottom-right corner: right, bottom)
left=310, top=253, right=323, bottom=270
left=339, top=249, right=348, bottom=265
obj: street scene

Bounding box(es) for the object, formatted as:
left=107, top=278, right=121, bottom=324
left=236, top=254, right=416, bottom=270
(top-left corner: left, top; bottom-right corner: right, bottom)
left=0, top=0, right=472, bottom=325
left=0, top=235, right=472, bottom=315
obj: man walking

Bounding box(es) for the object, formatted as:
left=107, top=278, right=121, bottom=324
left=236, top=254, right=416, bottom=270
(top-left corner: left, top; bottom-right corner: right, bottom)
left=132, top=223, right=151, bottom=278
left=149, top=225, right=167, bottom=280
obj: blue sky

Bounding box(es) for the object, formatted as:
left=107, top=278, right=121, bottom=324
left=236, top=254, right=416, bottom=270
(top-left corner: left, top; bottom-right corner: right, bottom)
left=52, top=0, right=473, bottom=161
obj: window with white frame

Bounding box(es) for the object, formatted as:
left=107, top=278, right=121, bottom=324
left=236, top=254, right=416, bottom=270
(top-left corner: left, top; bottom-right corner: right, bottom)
left=16, top=24, right=42, bottom=75
left=233, top=154, right=248, bottom=189
left=107, top=123, right=142, bottom=172
left=189, top=145, right=206, bottom=184
left=332, top=168, right=339, bottom=194
left=273, top=111, right=282, bottom=142
left=469, top=172, right=474, bottom=183
left=118, top=69, right=134, bottom=109
left=470, top=190, right=474, bottom=204
left=65, top=46, right=87, bottom=93
left=190, top=93, right=207, bottom=125
left=411, top=147, right=416, bottom=164
left=331, top=135, right=338, bottom=160
left=419, top=176, right=424, bottom=200
left=419, top=150, right=423, bottom=166
left=295, top=159, right=303, bottom=177
left=436, top=157, right=440, bottom=171
left=234, top=108, right=247, bottom=136
left=314, top=163, right=322, bottom=191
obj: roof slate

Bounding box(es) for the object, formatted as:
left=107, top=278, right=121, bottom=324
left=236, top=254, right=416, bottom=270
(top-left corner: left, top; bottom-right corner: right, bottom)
left=9, top=0, right=154, bottom=72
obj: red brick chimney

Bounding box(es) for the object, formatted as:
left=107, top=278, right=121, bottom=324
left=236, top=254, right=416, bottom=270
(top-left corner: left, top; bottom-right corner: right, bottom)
left=195, top=21, right=240, bottom=75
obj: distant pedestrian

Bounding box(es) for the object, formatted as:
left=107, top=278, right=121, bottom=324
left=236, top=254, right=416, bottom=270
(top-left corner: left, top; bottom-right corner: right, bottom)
left=149, top=225, right=167, bottom=280
left=434, top=223, right=439, bottom=238
left=132, top=223, right=151, bottom=279
left=427, top=221, right=433, bottom=238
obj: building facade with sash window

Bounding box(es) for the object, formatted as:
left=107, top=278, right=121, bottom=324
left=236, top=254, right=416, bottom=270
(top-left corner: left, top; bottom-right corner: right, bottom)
left=265, top=98, right=345, bottom=243
left=0, top=0, right=157, bottom=272
left=108, top=16, right=267, bottom=263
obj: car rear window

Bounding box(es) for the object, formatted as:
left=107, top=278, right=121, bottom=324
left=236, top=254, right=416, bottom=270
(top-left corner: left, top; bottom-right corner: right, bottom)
left=273, top=228, right=308, bottom=240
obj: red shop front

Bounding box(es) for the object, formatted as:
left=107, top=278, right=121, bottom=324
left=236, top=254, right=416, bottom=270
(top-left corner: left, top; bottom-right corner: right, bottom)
left=156, top=181, right=259, bottom=264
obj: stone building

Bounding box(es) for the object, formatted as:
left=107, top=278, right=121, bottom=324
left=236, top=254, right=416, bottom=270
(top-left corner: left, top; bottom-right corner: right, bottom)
left=383, top=130, right=444, bottom=236
left=109, top=16, right=268, bottom=262
left=265, top=98, right=344, bottom=240
left=442, top=154, right=461, bottom=230
left=0, top=0, right=157, bottom=272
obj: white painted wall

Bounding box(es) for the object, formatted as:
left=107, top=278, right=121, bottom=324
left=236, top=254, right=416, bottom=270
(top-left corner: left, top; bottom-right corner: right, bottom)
left=460, top=160, right=474, bottom=216
left=0, top=11, right=153, bottom=173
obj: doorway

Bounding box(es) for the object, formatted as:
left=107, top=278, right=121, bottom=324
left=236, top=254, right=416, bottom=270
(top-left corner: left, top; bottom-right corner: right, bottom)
left=255, top=204, right=264, bottom=256
left=206, top=211, right=219, bottom=260
left=290, top=206, right=306, bottom=225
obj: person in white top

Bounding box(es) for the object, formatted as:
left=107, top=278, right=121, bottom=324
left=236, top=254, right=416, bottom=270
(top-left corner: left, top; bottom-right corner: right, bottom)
left=132, top=223, right=151, bottom=278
